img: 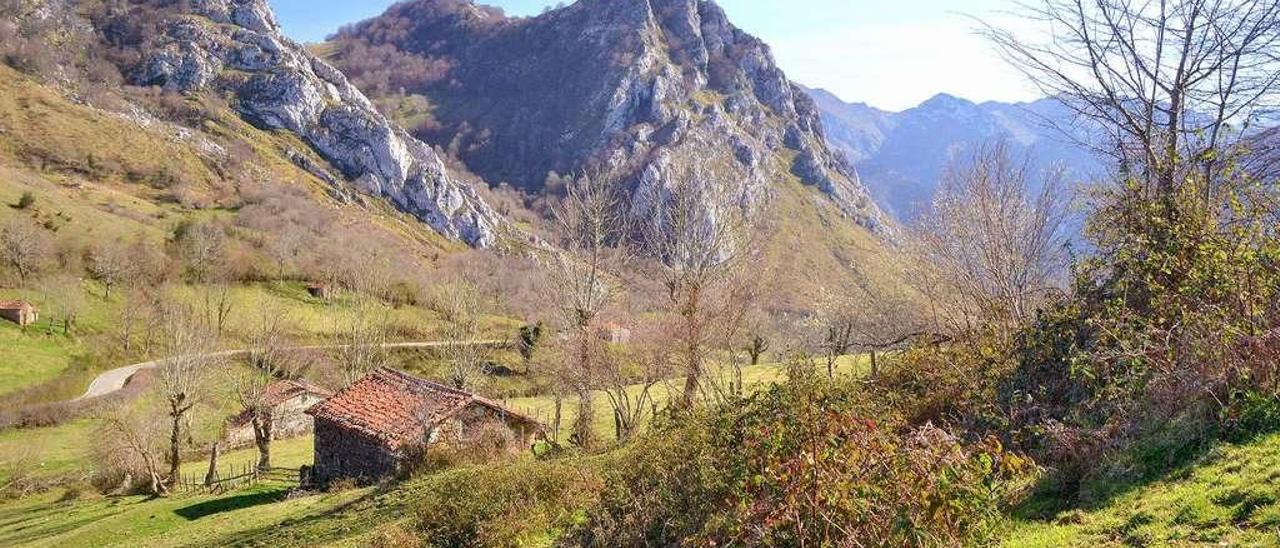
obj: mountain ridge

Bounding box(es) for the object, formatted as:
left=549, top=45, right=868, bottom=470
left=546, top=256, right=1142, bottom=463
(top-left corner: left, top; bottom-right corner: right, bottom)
left=325, top=0, right=886, bottom=231
left=805, top=86, right=1104, bottom=219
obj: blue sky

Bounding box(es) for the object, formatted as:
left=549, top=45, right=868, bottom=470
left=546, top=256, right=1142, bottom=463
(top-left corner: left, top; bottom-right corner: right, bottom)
left=268, top=0, right=1039, bottom=112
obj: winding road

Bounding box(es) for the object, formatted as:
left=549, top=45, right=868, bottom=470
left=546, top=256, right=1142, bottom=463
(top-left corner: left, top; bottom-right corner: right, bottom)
left=74, top=340, right=508, bottom=401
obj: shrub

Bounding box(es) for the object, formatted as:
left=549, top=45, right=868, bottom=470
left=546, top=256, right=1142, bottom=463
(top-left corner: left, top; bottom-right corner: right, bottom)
left=1223, top=391, right=1280, bottom=443
left=404, top=421, right=519, bottom=478
left=369, top=524, right=422, bottom=548
left=15, top=191, right=35, bottom=209
left=326, top=477, right=359, bottom=493
left=413, top=461, right=602, bottom=547
left=578, top=376, right=1032, bottom=546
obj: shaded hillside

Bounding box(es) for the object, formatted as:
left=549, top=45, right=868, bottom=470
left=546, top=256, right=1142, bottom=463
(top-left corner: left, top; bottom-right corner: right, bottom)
left=807, top=88, right=1105, bottom=219
left=325, top=0, right=884, bottom=230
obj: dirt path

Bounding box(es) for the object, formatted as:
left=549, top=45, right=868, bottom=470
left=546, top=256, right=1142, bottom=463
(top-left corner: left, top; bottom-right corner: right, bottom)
left=73, top=341, right=506, bottom=401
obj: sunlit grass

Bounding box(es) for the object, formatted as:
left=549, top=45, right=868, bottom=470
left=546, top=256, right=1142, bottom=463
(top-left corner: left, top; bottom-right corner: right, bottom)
left=1003, top=433, right=1280, bottom=547
left=508, top=354, right=869, bottom=443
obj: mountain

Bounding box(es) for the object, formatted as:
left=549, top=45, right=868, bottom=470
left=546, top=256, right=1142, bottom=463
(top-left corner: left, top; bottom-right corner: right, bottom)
left=803, top=88, right=893, bottom=164
left=1250, top=127, right=1280, bottom=182
left=324, top=0, right=884, bottom=231
left=806, top=88, right=1105, bottom=220
left=108, top=0, right=505, bottom=246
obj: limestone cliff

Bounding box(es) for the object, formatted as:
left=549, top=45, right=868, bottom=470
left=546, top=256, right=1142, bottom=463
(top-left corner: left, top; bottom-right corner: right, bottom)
left=328, top=0, right=884, bottom=231
left=127, top=0, right=504, bottom=247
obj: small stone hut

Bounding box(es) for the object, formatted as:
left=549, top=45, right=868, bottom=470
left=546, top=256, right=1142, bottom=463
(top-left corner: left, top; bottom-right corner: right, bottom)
left=306, top=283, right=331, bottom=300
left=0, top=300, right=37, bottom=327
left=305, top=368, right=543, bottom=485
left=600, top=322, right=632, bottom=344
left=224, top=379, right=333, bottom=448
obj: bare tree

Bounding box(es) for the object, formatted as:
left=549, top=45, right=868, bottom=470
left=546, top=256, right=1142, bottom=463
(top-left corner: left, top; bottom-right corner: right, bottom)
left=202, top=280, right=234, bottom=337
left=847, top=275, right=933, bottom=378
left=601, top=336, right=669, bottom=443
left=433, top=281, right=493, bottom=392
left=543, top=173, right=632, bottom=448
left=745, top=332, right=770, bottom=366
left=638, top=166, right=751, bottom=408
left=232, top=307, right=302, bottom=470
left=41, top=274, right=83, bottom=336
left=85, top=239, right=131, bottom=299
left=981, top=0, right=1280, bottom=202
left=333, top=299, right=390, bottom=387
left=157, top=306, right=221, bottom=491
left=814, top=289, right=858, bottom=379
left=173, top=221, right=226, bottom=283
left=96, top=406, right=169, bottom=496
left=910, top=141, right=1070, bottom=334
left=0, top=216, right=51, bottom=283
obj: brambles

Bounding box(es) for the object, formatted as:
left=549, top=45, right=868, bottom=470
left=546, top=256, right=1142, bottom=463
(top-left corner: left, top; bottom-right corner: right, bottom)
left=579, top=376, right=1031, bottom=546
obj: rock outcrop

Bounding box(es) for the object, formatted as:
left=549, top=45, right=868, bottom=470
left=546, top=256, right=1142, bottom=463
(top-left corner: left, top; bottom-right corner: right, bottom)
left=330, top=0, right=884, bottom=231
left=130, top=0, right=503, bottom=247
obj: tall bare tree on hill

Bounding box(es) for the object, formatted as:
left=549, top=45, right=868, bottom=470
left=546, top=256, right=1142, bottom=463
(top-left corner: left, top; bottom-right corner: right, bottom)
left=911, top=141, right=1071, bottom=335
left=433, top=281, right=493, bottom=393
left=981, top=0, right=1280, bottom=203
left=543, top=173, right=631, bottom=448
left=0, top=217, right=51, bottom=283
left=640, top=166, right=752, bottom=408
left=158, top=306, right=221, bottom=491
left=232, top=307, right=304, bottom=470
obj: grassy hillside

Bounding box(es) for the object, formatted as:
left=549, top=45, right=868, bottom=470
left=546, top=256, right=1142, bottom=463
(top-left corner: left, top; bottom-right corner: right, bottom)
left=0, top=63, right=519, bottom=402
left=0, top=280, right=521, bottom=402
left=1004, top=433, right=1280, bottom=546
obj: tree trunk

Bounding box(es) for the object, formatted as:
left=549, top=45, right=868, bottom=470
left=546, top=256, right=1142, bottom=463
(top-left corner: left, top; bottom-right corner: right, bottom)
left=149, top=471, right=163, bottom=497
left=682, top=333, right=702, bottom=408
left=253, top=413, right=273, bottom=470
left=204, top=442, right=221, bottom=487
left=167, top=409, right=182, bottom=490
left=572, top=390, right=595, bottom=449
left=552, top=395, right=563, bottom=446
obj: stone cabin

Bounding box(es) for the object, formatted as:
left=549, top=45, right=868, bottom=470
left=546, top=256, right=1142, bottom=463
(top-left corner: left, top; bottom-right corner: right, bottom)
left=305, top=368, right=543, bottom=485
left=0, top=300, right=37, bottom=327
left=306, top=283, right=331, bottom=300
left=224, top=379, right=333, bottom=448
left=600, top=322, right=632, bottom=344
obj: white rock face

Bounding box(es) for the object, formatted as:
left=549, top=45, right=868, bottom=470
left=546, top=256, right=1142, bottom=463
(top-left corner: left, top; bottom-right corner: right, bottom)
left=132, top=0, right=503, bottom=247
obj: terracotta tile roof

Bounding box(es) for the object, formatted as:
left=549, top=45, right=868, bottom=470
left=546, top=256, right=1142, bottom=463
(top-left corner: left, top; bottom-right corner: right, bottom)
left=307, top=368, right=541, bottom=450
left=0, top=300, right=33, bottom=310
left=229, top=379, right=334, bottom=428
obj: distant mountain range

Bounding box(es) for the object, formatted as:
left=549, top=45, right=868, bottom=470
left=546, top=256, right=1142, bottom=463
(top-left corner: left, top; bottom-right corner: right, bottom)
left=804, top=87, right=1106, bottom=220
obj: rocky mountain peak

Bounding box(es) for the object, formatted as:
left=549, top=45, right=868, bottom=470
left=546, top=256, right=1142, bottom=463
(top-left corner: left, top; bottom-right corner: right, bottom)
left=124, top=0, right=505, bottom=247
left=330, top=0, right=884, bottom=231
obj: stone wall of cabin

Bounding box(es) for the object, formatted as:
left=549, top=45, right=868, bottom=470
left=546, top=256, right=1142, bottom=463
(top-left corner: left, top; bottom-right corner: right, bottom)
left=446, top=404, right=539, bottom=451
left=312, top=418, right=401, bottom=485
left=225, top=394, right=326, bottom=448
left=0, top=307, right=35, bottom=326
